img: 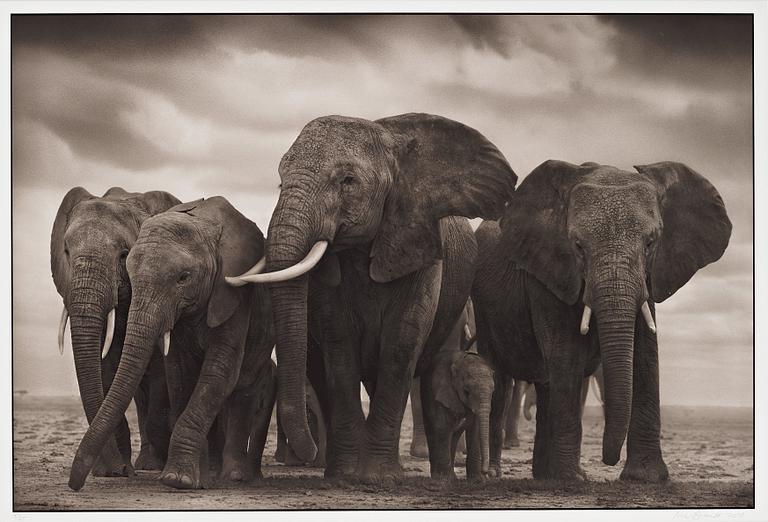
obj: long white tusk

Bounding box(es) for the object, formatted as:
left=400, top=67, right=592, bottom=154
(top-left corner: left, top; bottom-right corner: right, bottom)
left=162, top=331, right=171, bottom=357
left=641, top=301, right=657, bottom=334
left=58, top=306, right=69, bottom=355
left=580, top=305, right=592, bottom=335
left=463, top=324, right=472, bottom=340
left=101, top=309, right=116, bottom=360
left=225, top=241, right=328, bottom=286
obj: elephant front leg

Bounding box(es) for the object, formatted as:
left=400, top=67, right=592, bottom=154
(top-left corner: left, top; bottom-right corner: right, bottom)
left=160, top=334, right=243, bottom=489
left=134, top=351, right=170, bottom=470
left=620, top=309, right=668, bottom=483
left=409, top=378, right=429, bottom=458
left=420, top=374, right=456, bottom=481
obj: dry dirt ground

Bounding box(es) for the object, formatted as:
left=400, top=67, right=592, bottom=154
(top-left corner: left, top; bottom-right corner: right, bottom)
left=12, top=395, right=753, bottom=510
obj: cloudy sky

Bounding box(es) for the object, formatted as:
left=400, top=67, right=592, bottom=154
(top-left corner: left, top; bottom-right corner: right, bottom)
left=11, top=14, right=753, bottom=406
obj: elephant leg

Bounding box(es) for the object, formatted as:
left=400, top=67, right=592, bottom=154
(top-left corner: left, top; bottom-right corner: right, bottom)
left=247, top=370, right=277, bottom=479
left=531, top=382, right=551, bottom=479
left=135, top=351, right=169, bottom=470
left=220, top=386, right=259, bottom=482
left=504, top=377, right=524, bottom=448
left=409, top=378, right=429, bottom=458
left=620, top=309, right=668, bottom=483
left=309, top=289, right=364, bottom=480
left=488, top=371, right=508, bottom=477
left=420, top=374, right=455, bottom=481
left=159, top=340, right=210, bottom=489
left=543, top=350, right=589, bottom=481
left=96, top=353, right=134, bottom=475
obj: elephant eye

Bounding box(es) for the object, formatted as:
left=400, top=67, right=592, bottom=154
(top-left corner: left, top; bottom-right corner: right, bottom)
left=64, top=247, right=70, bottom=260
left=177, top=271, right=191, bottom=285
left=119, top=249, right=129, bottom=262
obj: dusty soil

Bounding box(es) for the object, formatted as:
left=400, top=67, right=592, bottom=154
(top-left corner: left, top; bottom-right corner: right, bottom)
left=12, top=396, right=753, bottom=510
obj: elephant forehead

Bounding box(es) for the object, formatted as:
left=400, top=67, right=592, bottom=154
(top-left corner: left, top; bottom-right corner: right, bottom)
left=67, top=200, right=141, bottom=237
left=279, top=116, right=393, bottom=175
left=140, top=213, right=207, bottom=247
left=569, top=181, right=660, bottom=236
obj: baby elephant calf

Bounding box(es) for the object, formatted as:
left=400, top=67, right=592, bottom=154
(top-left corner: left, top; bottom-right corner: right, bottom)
left=425, top=350, right=494, bottom=481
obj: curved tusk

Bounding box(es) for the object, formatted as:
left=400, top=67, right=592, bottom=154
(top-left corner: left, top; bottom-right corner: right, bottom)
left=225, top=241, right=328, bottom=286
left=101, top=309, right=116, bottom=360
left=162, top=331, right=171, bottom=357
left=641, top=301, right=657, bottom=334
left=580, top=305, right=592, bottom=335
left=58, top=306, right=69, bottom=355
left=241, top=256, right=267, bottom=277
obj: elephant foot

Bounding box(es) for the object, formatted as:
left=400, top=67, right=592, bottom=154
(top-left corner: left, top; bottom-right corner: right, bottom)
left=488, top=460, right=502, bottom=478
left=324, top=458, right=358, bottom=481
left=620, top=454, right=669, bottom=483
left=357, top=456, right=403, bottom=484
left=503, top=436, right=520, bottom=449
left=221, top=460, right=258, bottom=483
left=92, top=454, right=135, bottom=478
left=467, top=471, right=489, bottom=483
left=134, top=444, right=165, bottom=471
left=409, top=440, right=429, bottom=459
left=535, top=466, right=586, bottom=482
left=159, top=457, right=207, bottom=490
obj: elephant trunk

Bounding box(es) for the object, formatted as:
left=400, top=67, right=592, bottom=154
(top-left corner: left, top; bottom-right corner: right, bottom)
left=69, top=302, right=159, bottom=491
left=265, top=182, right=324, bottom=463
left=67, top=255, right=116, bottom=425
left=590, top=260, right=643, bottom=466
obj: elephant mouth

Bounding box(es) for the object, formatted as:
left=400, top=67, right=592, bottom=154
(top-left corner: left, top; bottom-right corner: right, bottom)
left=578, top=301, right=656, bottom=336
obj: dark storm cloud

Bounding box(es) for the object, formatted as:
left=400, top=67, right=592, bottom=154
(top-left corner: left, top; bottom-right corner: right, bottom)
left=450, top=15, right=512, bottom=57
left=12, top=14, right=211, bottom=59
left=598, top=14, right=752, bottom=89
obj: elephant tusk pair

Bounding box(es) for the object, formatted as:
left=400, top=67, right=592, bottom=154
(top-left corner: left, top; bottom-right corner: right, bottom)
left=58, top=306, right=116, bottom=359
left=58, top=306, right=69, bottom=355
left=162, top=331, right=171, bottom=357
left=225, top=241, right=329, bottom=286
left=579, top=302, right=657, bottom=335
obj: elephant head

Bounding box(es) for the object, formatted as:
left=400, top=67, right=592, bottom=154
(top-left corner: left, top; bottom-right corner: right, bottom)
left=228, top=113, right=517, bottom=462
left=68, top=196, right=264, bottom=490
left=434, top=351, right=495, bottom=475
left=502, top=160, right=731, bottom=465
left=51, top=187, right=179, bottom=435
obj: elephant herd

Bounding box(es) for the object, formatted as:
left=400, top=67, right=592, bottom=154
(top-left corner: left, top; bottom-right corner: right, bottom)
left=50, top=113, right=732, bottom=493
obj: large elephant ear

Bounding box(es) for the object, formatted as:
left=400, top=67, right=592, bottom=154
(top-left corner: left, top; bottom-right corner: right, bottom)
left=635, top=162, right=732, bottom=302
left=182, top=197, right=265, bottom=328
left=503, top=160, right=589, bottom=305
left=370, top=113, right=517, bottom=283
left=50, top=187, right=94, bottom=297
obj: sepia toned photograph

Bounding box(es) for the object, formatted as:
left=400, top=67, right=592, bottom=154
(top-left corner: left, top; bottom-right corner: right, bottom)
left=6, top=5, right=761, bottom=517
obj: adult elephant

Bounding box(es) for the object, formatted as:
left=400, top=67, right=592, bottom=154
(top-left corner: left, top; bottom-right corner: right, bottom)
left=228, top=113, right=516, bottom=481
left=473, top=160, right=731, bottom=482
left=68, top=197, right=276, bottom=491
left=51, top=187, right=179, bottom=476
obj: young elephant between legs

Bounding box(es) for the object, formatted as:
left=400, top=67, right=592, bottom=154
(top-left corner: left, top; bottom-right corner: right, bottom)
left=68, top=197, right=276, bottom=491
left=425, top=345, right=494, bottom=481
